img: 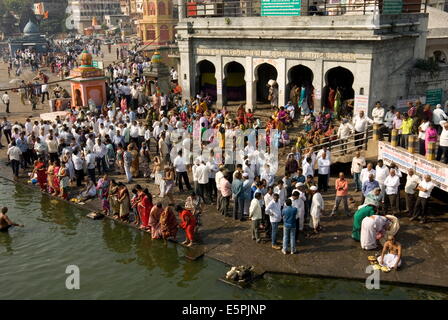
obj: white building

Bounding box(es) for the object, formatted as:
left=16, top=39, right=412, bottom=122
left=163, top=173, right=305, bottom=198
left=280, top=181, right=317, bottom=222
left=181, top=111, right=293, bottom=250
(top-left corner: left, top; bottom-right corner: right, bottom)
left=68, top=0, right=123, bottom=31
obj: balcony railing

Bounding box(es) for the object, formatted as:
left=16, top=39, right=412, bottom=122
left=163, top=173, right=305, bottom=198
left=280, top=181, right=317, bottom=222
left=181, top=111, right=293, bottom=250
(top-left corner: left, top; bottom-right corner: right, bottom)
left=180, top=0, right=427, bottom=18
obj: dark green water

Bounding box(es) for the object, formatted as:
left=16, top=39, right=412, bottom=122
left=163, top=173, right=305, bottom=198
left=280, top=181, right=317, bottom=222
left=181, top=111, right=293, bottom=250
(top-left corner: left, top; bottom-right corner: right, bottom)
left=0, top=178, right=447, bottom=300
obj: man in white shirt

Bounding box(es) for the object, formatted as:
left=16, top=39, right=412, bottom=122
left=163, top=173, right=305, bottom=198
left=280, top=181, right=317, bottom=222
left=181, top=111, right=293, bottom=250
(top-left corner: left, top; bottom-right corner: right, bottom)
left=85, top=149, right=96, bottom=183
left=302, top=157, right=314, bottom=178
left=375, top=159, right=389, bottom=197
left=353, top=110, right=373, bottom=147
left=173, top=150, right=192, bottom=192
left=46, top=135, right=59, bottom=163
left=371, top=101, right=385, bottom=140
left=249, top=192, right=263, bottom=243
left=337, top=119, right=354, bottom=153
left=404, top=168, right=420, bottom=215
left=411, top=175, right=435, bottom=224
left=384, top=169, right=401, bottom=215
left=265, top=193, right=282, bottom=250
left=433, top=104, right=448, bottom=134
left=72, top=149, right=85, bottom=187
left=7, top=141, right=22, bottom=178
left=351, top=150, right=366, bottom=192
left=418, top=118, right=429, bottom=155
left=360, top=162, right=375, bottom=185
left=384, top=106, right=396, bottom=142
left=290, top=189, right=305, bottom=232
left=93, top=138, right=107, bottom=175
left=2, top=92, right=10, bottom=113
left=196, top=160, right=210, bottom=204
left=436, top=121, right=448, bottom=163
left=215, top=166, right=226, bottom=211
left=317, top=151, right=330, bottom=192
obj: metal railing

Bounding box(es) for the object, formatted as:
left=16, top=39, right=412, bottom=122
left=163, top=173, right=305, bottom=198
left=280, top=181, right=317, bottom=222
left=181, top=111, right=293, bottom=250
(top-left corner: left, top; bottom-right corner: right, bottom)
left=309, top=125, right=374, bottom=157
left=181, top=0, right=427, bottom=18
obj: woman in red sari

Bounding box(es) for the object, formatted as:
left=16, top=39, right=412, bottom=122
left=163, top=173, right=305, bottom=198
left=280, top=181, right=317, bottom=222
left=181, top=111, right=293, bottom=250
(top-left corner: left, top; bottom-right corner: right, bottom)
left=51, top=159, right=61, bottom=196
left=33, top=158, right=47, bottom=192
left=176, top=205, right=196, bottom=247
left=138, top=188, right=153, bottom=230
left=236, top=104, right=246, bottom=125
left=148, top=202, right=163, bottom=239
left=160, top=205, right=178, bottom=240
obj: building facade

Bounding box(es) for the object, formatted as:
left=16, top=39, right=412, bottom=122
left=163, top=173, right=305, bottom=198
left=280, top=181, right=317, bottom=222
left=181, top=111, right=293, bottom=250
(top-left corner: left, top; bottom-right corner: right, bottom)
left=176, top=1, right=429, bottom=114
left=138, top=0, right=177, bottom=45
left=68, top=0, right=123, bottom=31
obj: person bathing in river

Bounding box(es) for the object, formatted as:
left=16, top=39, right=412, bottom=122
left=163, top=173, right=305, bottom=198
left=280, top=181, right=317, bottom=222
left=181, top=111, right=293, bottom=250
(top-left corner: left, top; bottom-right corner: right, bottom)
left=378, top=235, right=402, bottom=270
left=176, top=204, right=196, bottom=247
left=0, top=207, right=24, bottom=232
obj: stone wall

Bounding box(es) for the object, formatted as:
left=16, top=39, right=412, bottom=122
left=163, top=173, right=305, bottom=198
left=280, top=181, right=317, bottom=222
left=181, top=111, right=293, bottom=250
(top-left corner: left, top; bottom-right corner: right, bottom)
left=408, top=66, right=448, bottom=104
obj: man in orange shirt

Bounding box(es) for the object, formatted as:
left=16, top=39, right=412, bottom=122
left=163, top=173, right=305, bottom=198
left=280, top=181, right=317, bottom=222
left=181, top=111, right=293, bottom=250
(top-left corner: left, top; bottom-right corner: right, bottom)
left=330, top=172, right=350, bottom=217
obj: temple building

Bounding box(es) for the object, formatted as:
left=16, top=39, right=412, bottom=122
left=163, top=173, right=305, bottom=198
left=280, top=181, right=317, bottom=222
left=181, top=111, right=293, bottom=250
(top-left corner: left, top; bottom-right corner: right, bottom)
left=175, top=0, right=435, bottom=113
left=138, top=0, right=177, bottom=45
left=8, top=20, right=48, bottom=54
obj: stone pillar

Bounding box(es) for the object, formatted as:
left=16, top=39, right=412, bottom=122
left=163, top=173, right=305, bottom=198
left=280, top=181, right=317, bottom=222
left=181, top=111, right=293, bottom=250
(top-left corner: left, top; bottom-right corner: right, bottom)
left=313, top=59, right=323, bottom=114
left=277, top=58, right=286, bottom=106
left=178, top=39, right=193, bottom=101
left=178, top=0, right=185, bottom=21
left=245, top=56, right=253, bottom=111
left=216, top=55, right=223, bottom=108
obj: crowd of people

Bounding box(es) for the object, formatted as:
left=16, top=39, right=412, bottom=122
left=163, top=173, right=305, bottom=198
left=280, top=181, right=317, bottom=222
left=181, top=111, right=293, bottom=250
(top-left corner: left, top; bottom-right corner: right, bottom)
left=1, top=44, right=445, bottom=268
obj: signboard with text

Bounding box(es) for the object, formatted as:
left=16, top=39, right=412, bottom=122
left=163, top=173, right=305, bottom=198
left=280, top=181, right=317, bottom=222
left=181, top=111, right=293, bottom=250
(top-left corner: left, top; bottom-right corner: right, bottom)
left=383, top=0, right=403, bottom=14
left=354, top=95, right=369, bottom=115
left=378, top=141, right=448, bottom=192
left=261, top=0, right=301, bottom=16
left=426, top=88, right=443, bottom=106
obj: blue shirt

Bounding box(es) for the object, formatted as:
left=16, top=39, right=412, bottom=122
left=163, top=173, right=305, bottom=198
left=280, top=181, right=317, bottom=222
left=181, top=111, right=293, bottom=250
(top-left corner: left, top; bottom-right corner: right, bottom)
left=282, top=206, right=297, bottom=228
left=243, top=180, right=252, bottom=200
left=16, top=138, right=28, bottom=152
left=231, top=179, right=243, bottom=197
left=362, top=179, right=380, bottom=196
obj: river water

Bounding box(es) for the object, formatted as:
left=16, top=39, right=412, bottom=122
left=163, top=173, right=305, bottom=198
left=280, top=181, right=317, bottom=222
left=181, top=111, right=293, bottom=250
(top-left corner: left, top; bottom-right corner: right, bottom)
left=0, top=178, right=447, bottom=300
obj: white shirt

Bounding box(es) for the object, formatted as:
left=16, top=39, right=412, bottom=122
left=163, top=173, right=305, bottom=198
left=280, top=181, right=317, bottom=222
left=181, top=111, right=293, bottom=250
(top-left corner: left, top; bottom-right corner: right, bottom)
left=418, top=121, right=429, bottom=140
left=433, top=108, right=447, bottom=125
left=173, top=155, right=187, bottom=172
left=351, top=156, right=366, bottom=174
left=302, top=161, right=314, bottom=177
left=360, top=168, right=376, bottom=184
left=273, top=186, right=287, bottom=207
left=384, top=175, right=400, bottom=195
left=317, top=158, right=330, bottom=175
left=405, top=174, right=421, bottom=194
left=93, top=144, right=107, bottom=158
left=384, top=111, right=395, bottom=129
left=418, top=180, right=435, bottom=198
left=372, top=107, right=385, bottom=124
left=337, top=122, right=354, bottom=139
left=72, top=154, right=84, bottom=170
left=440, top=124, right=448, bottom=147
left=7, top=146, right=22, bottom=161
left=85, top=153, right=96, bottom=169
left=265, top=199, right=282, bottom=223
left=215, top=171, right=224, bottom=189
left=375, top=165, right=390, bottom=185
left=290, top=196, right=305, bottom=219
left=249, top=198, right=262, bottom=221
left=197, top=164, right=210, bottom=184
left=353, top=115, right=373, bottom=133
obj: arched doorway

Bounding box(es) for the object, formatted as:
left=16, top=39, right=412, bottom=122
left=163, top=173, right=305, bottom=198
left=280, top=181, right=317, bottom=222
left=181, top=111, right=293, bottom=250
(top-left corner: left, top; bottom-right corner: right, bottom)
left=287, top=64, right=314, bottom=108
left=322, top=66, right=355, bottom=112
left=223, top=61, right=246, bottom=104
left=196, top=60, right=216, bottom=100
left=255, top=63, right=278, bottom=103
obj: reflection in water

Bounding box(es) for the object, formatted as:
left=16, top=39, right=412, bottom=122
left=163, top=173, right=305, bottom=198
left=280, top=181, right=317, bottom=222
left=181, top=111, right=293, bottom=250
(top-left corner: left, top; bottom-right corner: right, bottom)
left=39, top=195, right=80, bottom=231
left=102, top=219, right=133, bottom=254
left=178, top=256, right=205, bottom=288
left=0, top=232, right=13, bottom=254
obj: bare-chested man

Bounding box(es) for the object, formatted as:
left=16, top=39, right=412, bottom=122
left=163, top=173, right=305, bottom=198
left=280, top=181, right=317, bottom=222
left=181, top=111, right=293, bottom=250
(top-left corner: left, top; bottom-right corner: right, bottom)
left=0, top=207, right=24, bottom=232
left=378, top=235, right=402, bottom=270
